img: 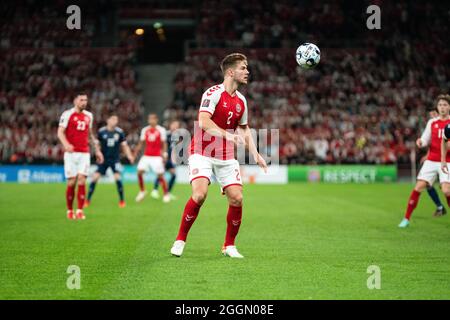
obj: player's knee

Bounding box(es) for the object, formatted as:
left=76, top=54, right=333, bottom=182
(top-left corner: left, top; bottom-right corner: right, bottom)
left=192, top=191, right=207, bottom=205
left=229, top=193, right=243, bottom=207
left=67, top=178, right=76, bottom=187
left=442, top=186, right=450, bottom=196
left=414, top=181, right=427, bottom=192
left=77, top=175, right=87, bottom=185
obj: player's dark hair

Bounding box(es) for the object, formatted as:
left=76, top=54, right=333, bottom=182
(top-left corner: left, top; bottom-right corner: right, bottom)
left=108, top=114, right=118, bottom=119
left=75, top=92, right=88, bottom=98
left=436, top=94, right=450, bottom=106
left=220, top=53, right=247, bottom=75
left=148, top=113, right=158, bottom=118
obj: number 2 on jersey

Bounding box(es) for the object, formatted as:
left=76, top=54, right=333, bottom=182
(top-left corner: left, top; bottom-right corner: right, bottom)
left=227, top=111, right=233, bottom=125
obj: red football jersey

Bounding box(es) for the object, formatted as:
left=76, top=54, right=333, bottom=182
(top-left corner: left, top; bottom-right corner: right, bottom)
left=190, top=84, right=248, bottom=160
left=421, top=117, right=450, bottom=162
left=140, top=125, right=167, bottom=156
left=59, top=108, right=93, bottom=153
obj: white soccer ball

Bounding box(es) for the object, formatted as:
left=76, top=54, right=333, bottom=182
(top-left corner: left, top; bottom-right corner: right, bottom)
left=296, top=43, right=321, bottom=69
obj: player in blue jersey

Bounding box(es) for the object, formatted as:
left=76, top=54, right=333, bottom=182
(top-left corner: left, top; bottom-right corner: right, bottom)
left=85, top=115, right=135, bottom=208
left=152, top=120, right=180, bottom=200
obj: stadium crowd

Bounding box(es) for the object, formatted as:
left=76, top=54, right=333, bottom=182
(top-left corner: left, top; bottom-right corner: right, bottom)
left=1, top=0, right=449, bottom=165
left=0, top=49, right=142, bottom=164
left=164, top=42, right=448, bottom=165
left=163, top=0, right=449, bottom=165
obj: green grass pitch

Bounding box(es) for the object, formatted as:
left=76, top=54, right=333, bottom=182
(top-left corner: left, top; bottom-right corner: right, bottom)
left=1, top=183, right=450, bottom=299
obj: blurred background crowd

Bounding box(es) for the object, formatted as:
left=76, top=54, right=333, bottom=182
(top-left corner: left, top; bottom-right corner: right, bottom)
left=1, top=0, right=449, bottom=165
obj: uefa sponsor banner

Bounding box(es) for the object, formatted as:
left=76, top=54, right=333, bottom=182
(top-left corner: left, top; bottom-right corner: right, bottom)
left=288, top=165, right=397, bottom=183
left=0, top=164, right=288, bottom=184
left=0, top=165, right=65, bottom=183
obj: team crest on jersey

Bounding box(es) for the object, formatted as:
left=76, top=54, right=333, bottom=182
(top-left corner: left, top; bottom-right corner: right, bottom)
left=201, top=99, right=210, bottom=108
left=236, top=104, right=241, bottom=112
left=114, top=133, right=119, bottom=141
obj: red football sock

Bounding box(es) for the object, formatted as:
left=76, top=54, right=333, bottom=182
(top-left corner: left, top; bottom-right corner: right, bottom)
left=176, top=197, right=202, bottom=241
left=66, top=185, right=75, bottom=210
left=138, top=173, right=145, bottom=191
left=77, top=184, right=86, bottom=210
left=224, top=205, right=243, bottom=247
left=159, top=176, right=168, bottom=195
left=446, top=196, right=450, bottom=207
left=405, top=190, right=421, bottom=220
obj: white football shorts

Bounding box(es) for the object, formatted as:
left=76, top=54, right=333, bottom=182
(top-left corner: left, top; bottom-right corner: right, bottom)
left=64, top=152, right=90, bottom=178
left=137, top=156, right=165, bottom=175
left=417, top=160, right=450, bottom=185
left=188, top=153, right=242, bottom=192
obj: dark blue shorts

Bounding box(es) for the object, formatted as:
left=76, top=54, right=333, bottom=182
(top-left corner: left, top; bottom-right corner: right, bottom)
left=97, top=161, right=122, bottom=175
left=165, top=160, right=175, bottom=171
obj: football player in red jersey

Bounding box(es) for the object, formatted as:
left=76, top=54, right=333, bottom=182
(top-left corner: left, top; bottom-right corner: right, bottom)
left=419, top=109, right=446, bottom=217
left=134, top=113, right=170, bottom=203
left=399, top=94, right=450, bottom=227
left=170, top=53, right=267, bottom=258
left=57, top=93, right=104, bottom=220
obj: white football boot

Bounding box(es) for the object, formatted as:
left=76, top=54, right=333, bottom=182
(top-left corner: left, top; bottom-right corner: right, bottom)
left=222, top=245, right=244, bottom=258
left=163, top=194, right=171, bottom=203
left=151, top=189, right=160, bottom=199
left=135, top=190, right=147, bottom=202
left=171, top=240, right=185, bottom=257
left=398, top=218, right=410, bottom=228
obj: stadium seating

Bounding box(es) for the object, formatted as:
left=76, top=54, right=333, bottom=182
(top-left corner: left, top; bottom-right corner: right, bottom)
left=0, top=48, right=142, bottom=164
left=1, top=0, right=448, bottom=165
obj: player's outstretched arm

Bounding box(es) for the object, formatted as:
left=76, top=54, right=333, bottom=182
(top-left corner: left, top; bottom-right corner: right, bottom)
left=133, top=140, right=143, bottom=158
left=57, top=126, right=74, bottom=152
left=90, top=129, right=104, bottom=164
left=198, top=112, right=244, bottom=145
left=238, top=124, right=268, bottom=173
left=441, top=136, right=448, bottom=174
left=162, top=141, right=168, bottom=162
left=121, top=141, right=135, bottom=164
left=418, top=119, right=432, bottom=148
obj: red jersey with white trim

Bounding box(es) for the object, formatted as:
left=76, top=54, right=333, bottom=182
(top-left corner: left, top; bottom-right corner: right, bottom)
left=140, top=125, right=167, bottom=156
left=59, top=108, right=93, bottom=153
left=190, top=84, right=248, bottom=160
left=420, top=117, right=450, bottom=162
